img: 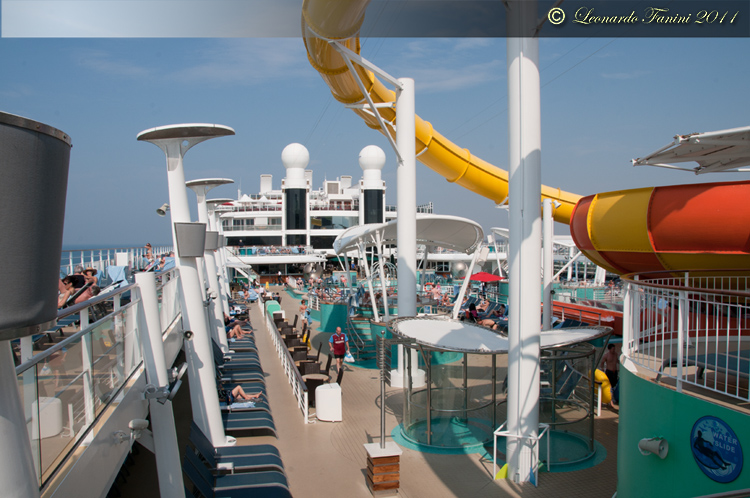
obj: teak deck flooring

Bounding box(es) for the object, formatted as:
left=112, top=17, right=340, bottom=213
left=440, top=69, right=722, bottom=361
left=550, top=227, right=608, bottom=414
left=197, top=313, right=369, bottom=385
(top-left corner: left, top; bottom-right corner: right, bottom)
left=120, top=286, right=619, bottom=498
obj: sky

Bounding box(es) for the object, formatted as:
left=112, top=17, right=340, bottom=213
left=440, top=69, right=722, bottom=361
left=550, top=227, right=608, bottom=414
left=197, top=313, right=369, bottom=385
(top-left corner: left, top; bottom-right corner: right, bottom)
left=2, top=4, right=750, bottom=248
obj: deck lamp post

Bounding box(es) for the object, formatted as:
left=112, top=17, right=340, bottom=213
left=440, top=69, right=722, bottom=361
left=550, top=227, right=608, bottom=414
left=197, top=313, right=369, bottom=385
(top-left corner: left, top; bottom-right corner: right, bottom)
left=206, top=198, right=234, bottom=317
left=187, top=179, right=234, bottom=352
left=137, top=124, right=234, bottom=447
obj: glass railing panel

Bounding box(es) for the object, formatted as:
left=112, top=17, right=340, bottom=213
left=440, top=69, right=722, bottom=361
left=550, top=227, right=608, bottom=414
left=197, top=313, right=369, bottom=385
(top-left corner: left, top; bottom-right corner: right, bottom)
left=13, top=269, right=185, bottom=490
left=90, top=317, right=127, bottom=416
left=36, top=335, right=87, bottom=482
left=17, top=363, right=41, bottom=486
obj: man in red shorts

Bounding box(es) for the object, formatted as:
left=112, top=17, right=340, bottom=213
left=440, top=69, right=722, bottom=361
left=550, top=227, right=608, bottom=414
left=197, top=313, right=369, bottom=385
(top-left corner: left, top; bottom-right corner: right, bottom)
left=329, top=326, right=350, bottom=374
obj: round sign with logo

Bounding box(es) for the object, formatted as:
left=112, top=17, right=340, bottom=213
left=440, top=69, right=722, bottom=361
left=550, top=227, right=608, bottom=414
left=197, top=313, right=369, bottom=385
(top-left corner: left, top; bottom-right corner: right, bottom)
left=691, top=416, right=743, bottom=483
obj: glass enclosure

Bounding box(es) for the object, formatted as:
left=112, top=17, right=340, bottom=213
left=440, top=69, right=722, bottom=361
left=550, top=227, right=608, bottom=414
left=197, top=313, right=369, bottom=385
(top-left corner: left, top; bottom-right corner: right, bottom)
left=395, top=336, right=600, bottom=469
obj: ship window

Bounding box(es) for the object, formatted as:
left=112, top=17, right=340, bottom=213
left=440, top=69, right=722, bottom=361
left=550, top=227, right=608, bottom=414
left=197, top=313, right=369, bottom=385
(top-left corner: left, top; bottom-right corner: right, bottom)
left=285, top=189, right=307, bottom=230
left=287, top=234, right=306, bottom=246
left=364, top=190, right=383, bottom=224
left=310, top=216, right=358, bottom=230
left=310, top=236, right=338, bottom=250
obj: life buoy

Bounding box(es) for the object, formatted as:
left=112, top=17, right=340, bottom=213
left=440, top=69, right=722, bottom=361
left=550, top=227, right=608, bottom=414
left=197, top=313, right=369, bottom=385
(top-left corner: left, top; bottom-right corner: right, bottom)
left=424, top=282, right=434, bottom=292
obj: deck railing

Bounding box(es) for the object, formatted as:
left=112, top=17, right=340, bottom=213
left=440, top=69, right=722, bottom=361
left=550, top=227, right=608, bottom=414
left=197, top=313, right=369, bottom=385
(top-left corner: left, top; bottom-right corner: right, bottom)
left=622, top=271, right=750, bottom=403
left=263, top=307, right=309, bottom=423
left=15, top=268, right=182, bottom=488
left=60, top=245, right=172, bottom=277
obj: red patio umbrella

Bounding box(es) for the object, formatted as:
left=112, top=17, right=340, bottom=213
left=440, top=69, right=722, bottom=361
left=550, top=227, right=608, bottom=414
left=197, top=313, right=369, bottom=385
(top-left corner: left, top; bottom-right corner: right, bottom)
left=469, top=271, right=503, bottom=282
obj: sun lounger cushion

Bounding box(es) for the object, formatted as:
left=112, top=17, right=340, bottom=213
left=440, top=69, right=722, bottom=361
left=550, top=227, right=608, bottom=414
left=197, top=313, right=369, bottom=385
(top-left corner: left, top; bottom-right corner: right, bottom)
left=189, top=421, right=280, bottom=459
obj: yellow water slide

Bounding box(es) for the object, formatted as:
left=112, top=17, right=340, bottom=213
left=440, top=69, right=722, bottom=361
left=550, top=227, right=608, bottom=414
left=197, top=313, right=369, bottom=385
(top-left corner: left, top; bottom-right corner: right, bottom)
left=302, top=0, right=581, bottom=224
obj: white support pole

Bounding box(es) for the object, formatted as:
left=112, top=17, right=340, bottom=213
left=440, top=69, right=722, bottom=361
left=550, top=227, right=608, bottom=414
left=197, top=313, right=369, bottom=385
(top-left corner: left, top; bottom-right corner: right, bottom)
left=542, top=199, right=553, bottom=330
left=208, top=204, right=231, bottom=316
left=138, top=125, right=232, bottom=447
left=395, top=78, right=420, bottom=386
left=396, top=77, right=417, bottom=319
left=20, top=335, right=38, bottom=476
left=554, top=249, right=583, bottom=281
left=375, top=233, right=391, bottom=322
left=359, top=242, right=380, bottom=322
left=506, top=5, right=542, bottom=483
left=622, top=281, right=632, bottom=353
left=135, top=272, right=185, bottom=498
left=188, top=182, right=232, bottom=353
left=452, top=247, right=482, bottom=320
left=0, top=341, right=40, bottom=498
left=567, top=246, right=575, bottom=282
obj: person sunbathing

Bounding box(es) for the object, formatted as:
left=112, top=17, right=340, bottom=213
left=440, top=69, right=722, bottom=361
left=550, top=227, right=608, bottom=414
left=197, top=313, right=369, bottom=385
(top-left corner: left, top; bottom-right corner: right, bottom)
left=227, top=324, right=251, bottom=340
left=221, top=385, right=263, bottom=404
left=58, top=277, right=75, bottom=308
left=488, top=305, right=507, bottom=319
left=83, top=268, right=98, bottom=285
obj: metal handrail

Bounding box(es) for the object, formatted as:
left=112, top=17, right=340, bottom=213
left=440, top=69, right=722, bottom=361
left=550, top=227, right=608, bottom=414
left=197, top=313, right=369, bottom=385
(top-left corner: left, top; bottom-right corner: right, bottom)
left=264, top=311, right=309, bottom=423
left=16, top=299, right=139, bottom=375
left=624, top=271, right=750, bottom=403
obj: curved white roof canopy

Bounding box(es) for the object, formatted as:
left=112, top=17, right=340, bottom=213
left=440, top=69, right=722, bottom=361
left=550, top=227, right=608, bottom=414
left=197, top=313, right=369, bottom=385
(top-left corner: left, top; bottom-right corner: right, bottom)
left=632, top=125, right=750, bottom=174
left=390, top=317, right=611, bottom=354
left=333, top=214, right=483, bottom=255
left=491, top=227, right=575, bottom=248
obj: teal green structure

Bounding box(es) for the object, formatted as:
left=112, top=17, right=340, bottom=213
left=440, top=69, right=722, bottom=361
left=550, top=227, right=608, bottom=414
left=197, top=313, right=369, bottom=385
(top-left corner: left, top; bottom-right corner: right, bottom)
left=618, top=368, right=750, bottom=497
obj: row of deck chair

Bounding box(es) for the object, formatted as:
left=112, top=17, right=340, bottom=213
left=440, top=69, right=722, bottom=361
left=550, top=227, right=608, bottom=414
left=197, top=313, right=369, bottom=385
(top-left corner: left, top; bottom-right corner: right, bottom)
left=212, top=329, right=277, bottom=437
left=183, top=316, right=293, bottom=497
left=184, top=422, right=292, bottom=498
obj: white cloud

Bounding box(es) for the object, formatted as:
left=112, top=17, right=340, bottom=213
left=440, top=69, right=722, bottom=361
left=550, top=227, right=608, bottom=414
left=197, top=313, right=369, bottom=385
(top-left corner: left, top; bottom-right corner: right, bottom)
left=74, top=49, right=151, bottom=78
left=384, top=40, right=504, bottom=93
left=410, top=59, right=504, bottom=93
left=173, top=39, right=313, bottom=85
left=73, top=39, right=313, bottom=86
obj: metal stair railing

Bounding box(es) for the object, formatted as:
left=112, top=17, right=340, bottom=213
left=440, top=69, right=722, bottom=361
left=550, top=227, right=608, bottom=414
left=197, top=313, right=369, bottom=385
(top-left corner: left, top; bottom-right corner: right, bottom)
left=345, top=299, right=367, bottom=359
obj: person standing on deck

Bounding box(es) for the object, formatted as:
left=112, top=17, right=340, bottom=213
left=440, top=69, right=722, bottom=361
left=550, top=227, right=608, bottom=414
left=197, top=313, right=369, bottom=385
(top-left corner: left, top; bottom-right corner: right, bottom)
left=601, top=344, right=619, bottom=388
left=329, top=326, right=350, bottom=373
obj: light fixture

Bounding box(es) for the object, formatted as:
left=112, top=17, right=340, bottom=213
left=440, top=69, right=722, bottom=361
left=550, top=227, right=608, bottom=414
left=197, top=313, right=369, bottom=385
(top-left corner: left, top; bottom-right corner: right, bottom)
left=553, top=200, right=562, bottom=209
left=156, top=203, right=170, bottom=216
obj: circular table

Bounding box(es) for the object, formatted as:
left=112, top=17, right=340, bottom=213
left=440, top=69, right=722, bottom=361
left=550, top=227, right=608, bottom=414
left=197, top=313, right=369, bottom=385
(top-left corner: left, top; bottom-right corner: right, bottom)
left=302, top=373, right=330, bottom=407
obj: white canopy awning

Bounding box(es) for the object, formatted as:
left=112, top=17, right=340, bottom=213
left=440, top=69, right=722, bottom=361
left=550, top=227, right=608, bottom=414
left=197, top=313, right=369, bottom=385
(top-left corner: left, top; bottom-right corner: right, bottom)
left=333, top=214, right=483, bottom=255
left=491, top=227, right=575, bottom=248
left=390, top=318, right=610, bottom=353
left=632, top=125, right=750, bottom=174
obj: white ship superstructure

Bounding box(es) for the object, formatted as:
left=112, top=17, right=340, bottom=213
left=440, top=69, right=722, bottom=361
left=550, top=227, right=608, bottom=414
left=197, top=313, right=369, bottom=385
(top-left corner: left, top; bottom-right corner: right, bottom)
left=215, top=144, right=436, bottom=276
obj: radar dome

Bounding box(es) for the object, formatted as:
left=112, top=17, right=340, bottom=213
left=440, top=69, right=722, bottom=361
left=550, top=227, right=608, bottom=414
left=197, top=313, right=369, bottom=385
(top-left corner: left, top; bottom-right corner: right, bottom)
left=359, top=145, right=386, bottom=171
left=303, top=263, right=323, bottom=281
left=281, top=143, right=310, bottom=170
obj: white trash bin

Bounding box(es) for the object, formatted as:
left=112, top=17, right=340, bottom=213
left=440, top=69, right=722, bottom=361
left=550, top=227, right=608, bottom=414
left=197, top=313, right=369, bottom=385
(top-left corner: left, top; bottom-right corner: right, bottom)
left=315, top=383, right=342, bottom=422
left=30, top=397, right=63, bottom=439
